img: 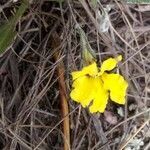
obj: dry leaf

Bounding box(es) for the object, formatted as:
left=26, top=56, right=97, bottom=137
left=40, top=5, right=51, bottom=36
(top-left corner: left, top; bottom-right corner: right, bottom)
left=104, top=111, right=118, bottom=125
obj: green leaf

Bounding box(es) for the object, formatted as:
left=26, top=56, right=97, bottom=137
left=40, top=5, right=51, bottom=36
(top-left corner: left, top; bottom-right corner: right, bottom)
left=0, top=1, right=28, bottom=54
left=125, top=0, right=150, bottom=4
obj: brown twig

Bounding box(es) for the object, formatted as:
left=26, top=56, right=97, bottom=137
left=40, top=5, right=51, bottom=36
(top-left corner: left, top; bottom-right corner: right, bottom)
left=51, top=33, right=70, bottom=150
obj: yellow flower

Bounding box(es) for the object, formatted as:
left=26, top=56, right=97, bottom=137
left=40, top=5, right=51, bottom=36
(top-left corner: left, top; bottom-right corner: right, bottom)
left=70, top=55, right=128, bottom=113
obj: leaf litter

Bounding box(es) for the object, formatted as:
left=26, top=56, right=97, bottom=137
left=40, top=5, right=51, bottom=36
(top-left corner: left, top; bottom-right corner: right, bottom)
left=0, top=0, right=150, bottom=149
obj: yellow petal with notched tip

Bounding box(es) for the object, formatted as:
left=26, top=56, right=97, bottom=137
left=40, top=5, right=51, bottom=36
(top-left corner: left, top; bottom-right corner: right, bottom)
left=70, top=75, right=97, bottom=107
left=102, top=73, right=128, bottom=104
left=89, top=77, right=109, bottom=113
left=72, top=62, right=98, bottom=80
left=100, top=55, right=122, bottom=74
left=71, top=75, right=109, bottom=113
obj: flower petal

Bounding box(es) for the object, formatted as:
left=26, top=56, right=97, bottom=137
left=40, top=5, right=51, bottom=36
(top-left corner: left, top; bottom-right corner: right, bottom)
left=70, top=76, right=97, bottom=107
left=89, top=77, right=109, bottom=113
left=102, top=73, right=128, bottom=104
left=100, top=55, right=122, bottom=74
left=71, top=62, right=98, bottom=80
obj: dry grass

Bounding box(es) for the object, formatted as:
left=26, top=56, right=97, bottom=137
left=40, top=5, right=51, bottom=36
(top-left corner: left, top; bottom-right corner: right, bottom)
left=0, top=0, right=150, bottom=150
